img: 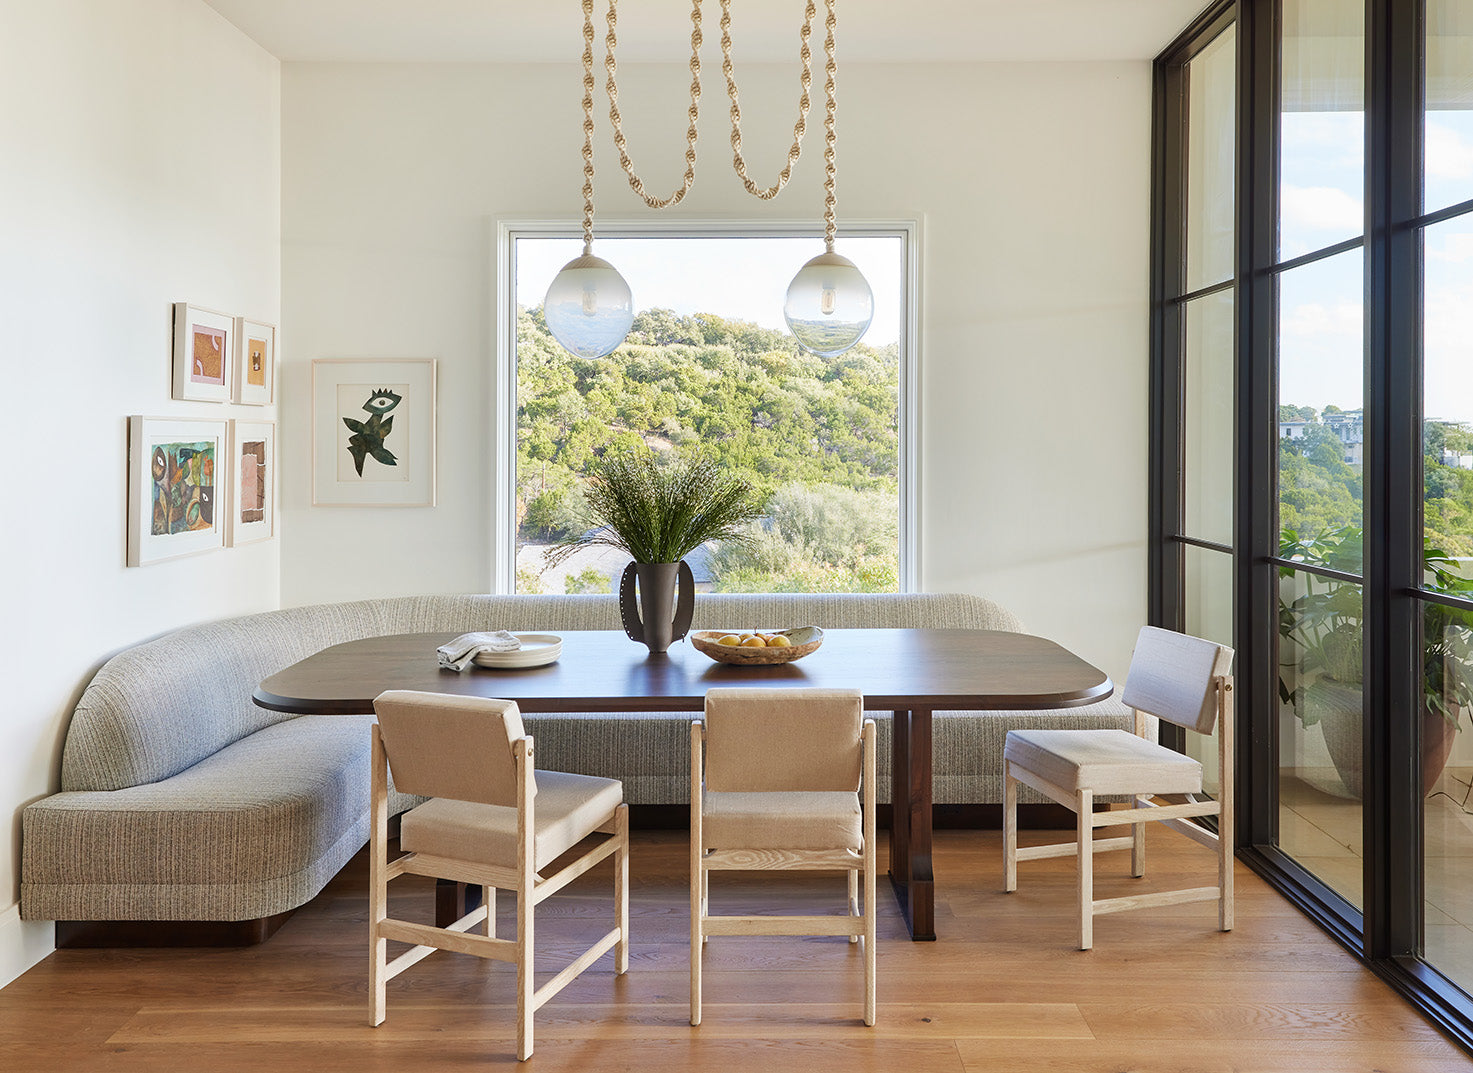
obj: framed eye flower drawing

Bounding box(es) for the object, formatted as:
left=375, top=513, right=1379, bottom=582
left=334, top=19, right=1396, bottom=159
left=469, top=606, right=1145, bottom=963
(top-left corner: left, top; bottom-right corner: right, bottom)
left=311, top=358, right=437, bottom=506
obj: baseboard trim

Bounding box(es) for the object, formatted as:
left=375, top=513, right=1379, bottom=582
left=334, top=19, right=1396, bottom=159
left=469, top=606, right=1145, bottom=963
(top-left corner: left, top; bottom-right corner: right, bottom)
left=0, top=902, right=55, bottom=990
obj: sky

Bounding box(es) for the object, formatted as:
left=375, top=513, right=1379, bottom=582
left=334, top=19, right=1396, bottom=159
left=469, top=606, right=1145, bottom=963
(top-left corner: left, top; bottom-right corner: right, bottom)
left=1277, top=109, right=1473, bottom=424
left=515, top=234, right=903, bottom=348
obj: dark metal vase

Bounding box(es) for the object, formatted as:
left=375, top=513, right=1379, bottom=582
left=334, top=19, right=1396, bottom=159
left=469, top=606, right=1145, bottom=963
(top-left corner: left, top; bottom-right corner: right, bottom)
left=619, top=560, right=695, bottom=654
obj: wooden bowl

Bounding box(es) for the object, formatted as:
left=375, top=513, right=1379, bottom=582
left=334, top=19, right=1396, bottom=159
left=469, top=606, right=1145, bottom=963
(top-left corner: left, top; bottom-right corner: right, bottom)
left=689, top=626, right=824, bottom=665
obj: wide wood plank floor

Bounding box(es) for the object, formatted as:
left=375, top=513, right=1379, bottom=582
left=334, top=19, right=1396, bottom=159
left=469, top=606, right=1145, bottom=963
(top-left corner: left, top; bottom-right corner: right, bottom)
left=2, top=826, right=1469, bottom=1072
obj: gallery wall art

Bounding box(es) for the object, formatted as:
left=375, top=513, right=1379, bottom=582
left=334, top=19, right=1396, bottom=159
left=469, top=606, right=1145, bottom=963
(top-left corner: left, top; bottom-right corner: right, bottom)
left=172, top=303, right=234, bottom=403
left=229, top=419, right=275, bottom=545
left=127, top=416, right=228, bottom=565
left=234, top=318, right=276, bottom=405
left=311, top=358, right=437, bottom=506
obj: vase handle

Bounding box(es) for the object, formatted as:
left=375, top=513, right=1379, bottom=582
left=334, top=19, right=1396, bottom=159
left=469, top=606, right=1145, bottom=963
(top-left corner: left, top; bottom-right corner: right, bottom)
left=672, top=559, right=695, bottom=643
left=618, top=562, right=644, bottom=643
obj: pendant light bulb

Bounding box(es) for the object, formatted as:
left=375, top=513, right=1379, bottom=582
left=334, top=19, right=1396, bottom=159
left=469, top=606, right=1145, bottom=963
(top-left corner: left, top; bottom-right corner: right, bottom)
left=544, top=253, right=634, bottom=359
left=784, top=251, right=873, bottom=357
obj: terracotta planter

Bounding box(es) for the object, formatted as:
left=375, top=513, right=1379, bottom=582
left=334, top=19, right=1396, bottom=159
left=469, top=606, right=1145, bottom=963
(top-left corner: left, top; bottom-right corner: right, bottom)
left=1306, top=678, right=1458, bottom=798
left=618, top=560, right=695, bottom=654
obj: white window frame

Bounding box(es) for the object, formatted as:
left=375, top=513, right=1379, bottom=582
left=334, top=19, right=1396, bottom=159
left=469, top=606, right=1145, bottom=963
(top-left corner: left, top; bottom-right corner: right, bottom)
left=492, top=217, right=921, bottom=594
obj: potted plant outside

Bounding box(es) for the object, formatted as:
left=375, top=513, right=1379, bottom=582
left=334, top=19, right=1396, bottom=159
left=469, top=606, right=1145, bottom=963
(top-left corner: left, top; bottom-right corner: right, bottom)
left=552, top=448, right=761, bottom=653
left=1279, top=524, right=1473, bottom=797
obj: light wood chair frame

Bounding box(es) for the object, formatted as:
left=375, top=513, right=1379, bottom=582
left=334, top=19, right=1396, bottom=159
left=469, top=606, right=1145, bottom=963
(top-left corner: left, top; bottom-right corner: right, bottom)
left=688, top=716, right=878, bottom=1027
left=369, top=724, right=629, bottom=1061
left=1003, top=676, right=1234, bottom=950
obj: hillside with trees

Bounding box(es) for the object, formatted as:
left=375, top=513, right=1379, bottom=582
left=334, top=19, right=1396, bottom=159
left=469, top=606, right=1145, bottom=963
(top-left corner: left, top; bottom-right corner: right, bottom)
left=516, top=306, right=900, bottom=593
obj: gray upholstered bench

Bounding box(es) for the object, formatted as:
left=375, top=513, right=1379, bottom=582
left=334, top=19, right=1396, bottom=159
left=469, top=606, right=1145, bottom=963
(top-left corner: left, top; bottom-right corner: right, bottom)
left=20, top=592, right=1129, bottom=942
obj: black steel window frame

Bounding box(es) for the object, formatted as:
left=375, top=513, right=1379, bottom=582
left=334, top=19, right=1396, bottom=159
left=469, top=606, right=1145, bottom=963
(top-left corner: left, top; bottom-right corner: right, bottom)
left=1152, top=0, right=1473, bottom=1051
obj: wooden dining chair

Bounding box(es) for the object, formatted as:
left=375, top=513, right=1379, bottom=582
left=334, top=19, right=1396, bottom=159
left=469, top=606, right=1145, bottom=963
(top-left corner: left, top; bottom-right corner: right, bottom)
left=369, top=690, right=629, bottom=1061
left=690, top=687, right=877, bottom=1027
left=1002, top=626, right=1234, bottom=949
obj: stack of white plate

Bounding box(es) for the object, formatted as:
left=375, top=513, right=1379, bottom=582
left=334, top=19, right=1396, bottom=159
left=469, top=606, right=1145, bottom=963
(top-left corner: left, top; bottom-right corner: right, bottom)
left=471, top=633, right=562, bottom=669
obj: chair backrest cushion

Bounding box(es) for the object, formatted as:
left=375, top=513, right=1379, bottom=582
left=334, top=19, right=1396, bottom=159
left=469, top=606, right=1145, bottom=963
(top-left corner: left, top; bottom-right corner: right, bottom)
left=703, top=688, right=863, bottom=792
left=373, top=690, right=530, bottom=806
left=1121, top=626, right=1235, bottom=734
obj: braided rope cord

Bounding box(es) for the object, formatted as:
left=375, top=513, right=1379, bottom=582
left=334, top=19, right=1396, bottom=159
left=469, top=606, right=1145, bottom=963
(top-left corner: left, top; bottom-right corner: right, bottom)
left=605, top=0, right=704, bottom=208
left=595, top=0, right=839, bottom=236
left=580, top=0, right=598, bottom=253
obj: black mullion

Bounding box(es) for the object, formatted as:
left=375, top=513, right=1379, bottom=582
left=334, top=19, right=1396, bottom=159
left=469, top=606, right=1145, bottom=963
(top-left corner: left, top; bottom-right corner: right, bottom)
left=1413, top=195, right=1473, bottom=229
left=1363, top=0, right=1425, bottom=963
left=1266, top=557, right=1364, bottom=585
left=1150, top=42, right=1187, bottom=636
left=1416, top=588, right=1473, bottom=614
left=1171, top=534, right=1235, bottom=554
left=1175, top=277, right=1237, bottom=304
left=1269, top=234, right=1366, bottom=275
left=1237, top=0, right=1281, bottom=852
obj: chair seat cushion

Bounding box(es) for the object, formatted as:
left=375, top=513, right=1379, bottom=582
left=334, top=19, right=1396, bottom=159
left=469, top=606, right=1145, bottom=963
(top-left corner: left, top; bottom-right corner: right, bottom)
left=702, top=790, right=861, bottom=851
left=400, top=770, right=622, bottom=871
left=1003, top=729, right=1203, bottom=796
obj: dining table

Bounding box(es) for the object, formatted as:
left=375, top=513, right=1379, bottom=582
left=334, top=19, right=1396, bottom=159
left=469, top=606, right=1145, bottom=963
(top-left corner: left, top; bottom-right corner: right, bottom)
left=254, top=626, right=1114, bottom=941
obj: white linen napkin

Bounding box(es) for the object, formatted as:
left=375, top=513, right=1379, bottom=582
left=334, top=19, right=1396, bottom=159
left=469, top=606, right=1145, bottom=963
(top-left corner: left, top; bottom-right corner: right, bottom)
left=437, top=630, right=523, bottom=672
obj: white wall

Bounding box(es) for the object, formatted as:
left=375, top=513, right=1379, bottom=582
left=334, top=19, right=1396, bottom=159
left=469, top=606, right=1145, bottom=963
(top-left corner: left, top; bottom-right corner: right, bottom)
left=279, top=60, right=1149, bottom=676
left=0, top=0, right=280, bottom=986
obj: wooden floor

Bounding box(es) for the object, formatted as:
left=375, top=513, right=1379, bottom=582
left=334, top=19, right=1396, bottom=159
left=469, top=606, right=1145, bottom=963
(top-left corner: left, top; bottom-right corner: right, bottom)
left=2, top=826, right=1469, bottom=1072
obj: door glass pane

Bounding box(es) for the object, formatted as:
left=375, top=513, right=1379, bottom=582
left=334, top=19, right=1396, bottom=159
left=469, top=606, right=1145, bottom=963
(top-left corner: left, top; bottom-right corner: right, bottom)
left=1277, top=569, right=1363, bottom=909
left=1424, top=215, right=1473, bottom=589
left=1423, top=598, right=1473, bottom=986
left=1186, top=25, right=1237, bottom=291
left=1184, top=290, right=1235, bottom=545
left=1184, top=546, right=1234, bottom=794
left=1279, top=0, right=1365, bottom=260
left=1425, top=0, right=1473, bottom=215
left=1277, top=249, right=1364, bottom=567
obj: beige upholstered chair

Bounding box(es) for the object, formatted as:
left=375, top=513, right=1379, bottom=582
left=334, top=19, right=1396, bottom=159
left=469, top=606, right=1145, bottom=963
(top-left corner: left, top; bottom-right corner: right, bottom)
left=689, top=688, right=877, bottom=1027
left=1003, top=626, right=1235, bottom=950
left=369, top=690, right=628, bottom=1061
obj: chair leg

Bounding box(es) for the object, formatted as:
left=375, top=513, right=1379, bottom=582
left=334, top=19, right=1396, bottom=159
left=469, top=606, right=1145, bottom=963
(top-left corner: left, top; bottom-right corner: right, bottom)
left=689, top=858, right=703, bottom=1027
left=1131, top=795, right=1147, bottom=878
left=516, top=885, right=533, bottom=1061
left=848, top=869, right=860, bottom=943
left=863, top=856, right=876, bottom=1026
left=1219, top=816, right=1234, bottom=934
left=615, top=804, right=630, bottom=974
left=483, top=886, right=496, bottom=937
left=369, top=728, right=388, bottom=1027
left=1003, top=764, right=1018, bottom=892
left=1077, top=789, right=1094, bottom=951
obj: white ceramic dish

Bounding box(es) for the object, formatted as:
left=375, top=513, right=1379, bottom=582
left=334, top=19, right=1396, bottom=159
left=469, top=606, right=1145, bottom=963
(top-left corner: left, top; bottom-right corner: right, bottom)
left=471, top=633, right=562, bottom=669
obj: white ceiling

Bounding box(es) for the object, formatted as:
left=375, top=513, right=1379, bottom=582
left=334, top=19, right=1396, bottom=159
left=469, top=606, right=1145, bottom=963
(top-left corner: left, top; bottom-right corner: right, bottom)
left=201, top=0, right=1210, bottom=64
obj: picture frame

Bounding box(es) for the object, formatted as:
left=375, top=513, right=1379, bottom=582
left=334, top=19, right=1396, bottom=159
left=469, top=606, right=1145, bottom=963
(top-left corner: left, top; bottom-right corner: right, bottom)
left=172, top=303, right=234, bottom=403
left=233, top=318, right=276, bottom=405
left=127, top=416, right=228, bottom=566
left=228, top=419, right=276, bottom=545
left=312, top=358, right=437, bottom=507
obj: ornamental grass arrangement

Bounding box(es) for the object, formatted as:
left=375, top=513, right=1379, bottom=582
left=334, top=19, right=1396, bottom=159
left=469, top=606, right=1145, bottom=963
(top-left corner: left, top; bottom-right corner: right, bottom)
left=551, top=448, right=763, bottom=566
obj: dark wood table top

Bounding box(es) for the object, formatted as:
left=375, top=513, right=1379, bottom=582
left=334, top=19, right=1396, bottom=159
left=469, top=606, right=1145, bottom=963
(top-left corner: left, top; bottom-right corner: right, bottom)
left=254, top=628, right=1114, bottom=715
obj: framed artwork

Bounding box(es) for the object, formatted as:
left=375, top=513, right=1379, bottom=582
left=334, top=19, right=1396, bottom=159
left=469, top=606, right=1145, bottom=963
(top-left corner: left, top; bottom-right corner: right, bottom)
left=127, top=416, right=228, bottom=566
left=234, top=318, right=276, bottom=405
left=228, top=419, right=276, bottom=545
left=312, top=358, right=437, bottom=506
left=172, top=303, right=234, bottom=403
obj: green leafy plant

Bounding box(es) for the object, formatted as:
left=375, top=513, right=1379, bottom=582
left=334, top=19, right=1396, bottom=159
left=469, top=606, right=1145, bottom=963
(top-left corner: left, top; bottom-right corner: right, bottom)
left=550, top=448, right=763, bottom=565
left=1278, top=524, right=1473, bottom=727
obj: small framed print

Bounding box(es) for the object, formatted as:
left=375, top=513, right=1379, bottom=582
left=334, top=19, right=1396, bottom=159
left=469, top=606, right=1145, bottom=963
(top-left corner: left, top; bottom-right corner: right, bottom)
left=228, top=419, right=275, bottom=545
left=234, top=318, right=276, bottom=405
left=312, top=358, right=437, bottom=507
left=172, top=303, right=234, bottom=403
left=127, top=416, right=228, bottom=566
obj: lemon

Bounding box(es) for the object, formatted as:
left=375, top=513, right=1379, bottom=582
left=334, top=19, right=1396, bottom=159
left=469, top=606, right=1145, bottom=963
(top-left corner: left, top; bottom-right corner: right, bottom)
left=717, top=634, right=741, bottom=646
left=766, top=634, right=792, bottom=647
left=740, top=636, right=767, bottom=648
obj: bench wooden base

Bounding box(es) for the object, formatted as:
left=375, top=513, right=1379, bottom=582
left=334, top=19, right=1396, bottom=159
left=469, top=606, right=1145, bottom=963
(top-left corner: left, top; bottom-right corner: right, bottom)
left=56, top=910, right=294, bottom=948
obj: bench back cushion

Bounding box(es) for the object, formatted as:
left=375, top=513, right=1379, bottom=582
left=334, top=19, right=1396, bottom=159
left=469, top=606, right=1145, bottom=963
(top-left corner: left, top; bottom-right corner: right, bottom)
left=61, top=591, right=1019, bottom=791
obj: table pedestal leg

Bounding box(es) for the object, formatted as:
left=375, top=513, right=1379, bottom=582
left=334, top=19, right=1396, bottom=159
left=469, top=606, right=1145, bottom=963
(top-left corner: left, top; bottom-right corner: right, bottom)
left=888, top=707, right=936, bottom=940
left=435, top=879, right=482, bottom=927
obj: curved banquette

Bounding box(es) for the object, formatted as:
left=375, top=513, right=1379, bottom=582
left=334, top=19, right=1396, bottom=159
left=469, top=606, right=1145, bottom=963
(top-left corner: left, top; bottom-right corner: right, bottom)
left=20, top=593, right=1128, bottom=930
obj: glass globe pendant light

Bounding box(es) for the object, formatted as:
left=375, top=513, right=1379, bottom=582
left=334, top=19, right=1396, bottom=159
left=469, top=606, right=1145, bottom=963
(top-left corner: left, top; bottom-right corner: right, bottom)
left=544, top=251, right=633, bottom=359
left=784, top=249, right=872, bottom=358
